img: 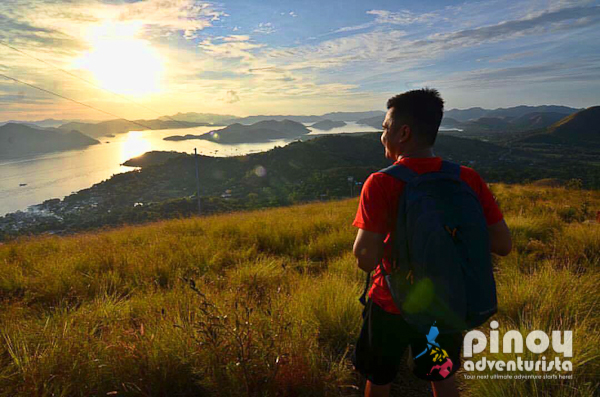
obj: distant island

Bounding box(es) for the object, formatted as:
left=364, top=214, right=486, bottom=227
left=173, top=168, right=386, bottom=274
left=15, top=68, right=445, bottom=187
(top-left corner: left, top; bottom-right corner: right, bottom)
left=357, top=115, right=383, bottom=129
left=164, top=119, right=310, bottom=144
left=0, top=123, right=100, bottom=158
left=58, top=118, right=212, bottom=139
left=310, top=120, right=346, bottom=130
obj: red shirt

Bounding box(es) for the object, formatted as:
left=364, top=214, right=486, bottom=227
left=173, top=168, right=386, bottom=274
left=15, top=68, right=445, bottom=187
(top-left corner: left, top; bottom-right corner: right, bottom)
left=352, top=156, right=503, bottom=314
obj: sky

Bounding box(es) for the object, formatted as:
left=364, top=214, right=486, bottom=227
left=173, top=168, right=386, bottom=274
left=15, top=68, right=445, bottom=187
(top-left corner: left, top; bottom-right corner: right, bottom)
left=0, top=0, right=599, bottom=121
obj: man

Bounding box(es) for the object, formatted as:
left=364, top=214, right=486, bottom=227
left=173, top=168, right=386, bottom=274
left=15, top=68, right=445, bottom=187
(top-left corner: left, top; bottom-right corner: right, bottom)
left=351, top=88, right=512, bottom=397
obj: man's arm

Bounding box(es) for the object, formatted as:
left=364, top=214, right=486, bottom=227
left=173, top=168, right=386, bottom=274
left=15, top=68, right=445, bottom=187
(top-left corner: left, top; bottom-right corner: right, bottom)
left=488, top=219, right=512, bottom=256
left=353, top=228, right=386, bottom=272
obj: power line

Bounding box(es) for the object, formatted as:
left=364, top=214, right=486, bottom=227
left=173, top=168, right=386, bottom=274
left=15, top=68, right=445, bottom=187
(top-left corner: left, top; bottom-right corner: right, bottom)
left=0, top=40, right=191, bottom=128
left=0, top=72, right=155, bottom=131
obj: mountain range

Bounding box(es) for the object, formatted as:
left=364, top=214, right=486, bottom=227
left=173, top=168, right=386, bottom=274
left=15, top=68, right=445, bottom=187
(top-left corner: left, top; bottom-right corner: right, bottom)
left=1, top=105, right=583, bottom=134
left=444, top=105, right=580, bottom=122
left=357, top=105, right=583, bottom=133
left=58, top=119, right=210, bottom=139
left=0, top=104, right=593, bottom=159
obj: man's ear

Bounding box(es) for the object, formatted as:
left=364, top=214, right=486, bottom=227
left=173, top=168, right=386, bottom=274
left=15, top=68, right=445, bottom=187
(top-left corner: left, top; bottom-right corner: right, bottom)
left=398, top=124, right=411, bottom=143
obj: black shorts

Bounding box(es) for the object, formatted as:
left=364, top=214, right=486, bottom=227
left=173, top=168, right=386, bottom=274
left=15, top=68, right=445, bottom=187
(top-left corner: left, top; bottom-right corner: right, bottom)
left=352, top=299, right=463, bottom=385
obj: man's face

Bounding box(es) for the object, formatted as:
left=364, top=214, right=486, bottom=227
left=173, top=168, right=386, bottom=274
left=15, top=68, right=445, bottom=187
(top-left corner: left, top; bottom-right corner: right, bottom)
left=381, top=108, right=405, bottom=160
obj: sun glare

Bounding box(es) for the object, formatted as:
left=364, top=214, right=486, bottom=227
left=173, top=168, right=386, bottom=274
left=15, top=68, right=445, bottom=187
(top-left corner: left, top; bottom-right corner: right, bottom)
left=121, top=131, right=151, bottom=163
left=73, top=23, right=164, bottom=96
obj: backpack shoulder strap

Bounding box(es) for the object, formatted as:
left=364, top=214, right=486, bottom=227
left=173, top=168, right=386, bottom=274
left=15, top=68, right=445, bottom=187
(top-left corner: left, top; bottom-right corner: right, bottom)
left=378, top=163, right=418, bottom=183
left=440, top=160, right=461, bottom=177
left=375, top=164, right=416, bottom=276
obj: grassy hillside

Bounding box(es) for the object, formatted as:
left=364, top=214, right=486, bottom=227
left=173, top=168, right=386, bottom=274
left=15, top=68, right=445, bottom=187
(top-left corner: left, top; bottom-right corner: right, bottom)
left=0, top=184, right=598, bottom=396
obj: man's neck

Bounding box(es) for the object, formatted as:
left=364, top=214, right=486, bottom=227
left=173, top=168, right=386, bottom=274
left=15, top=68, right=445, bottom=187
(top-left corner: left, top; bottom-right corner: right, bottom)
left=398, top=147, right=435, bottom=160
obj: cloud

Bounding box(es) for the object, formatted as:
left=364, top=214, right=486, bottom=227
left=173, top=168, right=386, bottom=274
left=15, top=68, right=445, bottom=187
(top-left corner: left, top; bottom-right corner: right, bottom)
left=0, top=79, right=56, bottom=105
left=0, top=0, right=228, bottom=117
left=223, top=90, right=240, bottom=103
left=254, top=22, right=276, bottom=34
left=366, top=9, right=439, bottom=25
left=0, top=93, right=53, bottom=105
left=271, top=4, right=600, bottom=75
left=266, top=29, right=413, bottom=70
left=333, top=22, right=374, bottom=34
left=483, top=50, right=537, bottom=63
left=1, top=0, right=599, bottom=118
left=424, top=5, right=600, bottom=49
left=223, top=35, right=251, bottom=42
left=0, top=10, right=85, bottom=53
left=333, top=8, right=439, bottom=33
left=0, top=0, right=225, bottom=48
left=248, top=66, right=289, bottom=74
left=114, top=0, right=226, bottom=39
left=198, top=35, right=264, bottom=60
left=415, top=57, right=600, bottom=89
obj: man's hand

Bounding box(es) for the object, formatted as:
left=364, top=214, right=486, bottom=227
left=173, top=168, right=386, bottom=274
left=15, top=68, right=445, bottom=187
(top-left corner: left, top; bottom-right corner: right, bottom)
left=353, top=228, right=386, bottom=272
left=488, top=219, right=512, bottom=256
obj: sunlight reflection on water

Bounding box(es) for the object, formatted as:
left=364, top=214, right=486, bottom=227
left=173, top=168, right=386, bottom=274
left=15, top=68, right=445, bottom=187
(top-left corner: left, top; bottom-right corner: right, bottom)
left=121, top=131, right=152, bottom=164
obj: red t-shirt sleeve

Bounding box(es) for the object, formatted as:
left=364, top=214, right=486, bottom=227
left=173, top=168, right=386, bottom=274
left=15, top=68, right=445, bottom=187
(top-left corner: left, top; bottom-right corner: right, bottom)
left=462, top=167, right=504, bottom=225
left=479, top=180, right=504, bottom=225
left=352, top=173, right=391, bottom=234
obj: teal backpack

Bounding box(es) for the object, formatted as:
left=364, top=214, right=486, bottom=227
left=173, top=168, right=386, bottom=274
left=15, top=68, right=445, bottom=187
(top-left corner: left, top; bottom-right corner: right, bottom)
left=359, top=160, right=497, bottom=334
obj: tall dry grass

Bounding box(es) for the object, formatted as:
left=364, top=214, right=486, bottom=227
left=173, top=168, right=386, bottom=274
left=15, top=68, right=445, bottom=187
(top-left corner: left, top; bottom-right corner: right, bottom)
left=0, top=183, right=598, bottom=396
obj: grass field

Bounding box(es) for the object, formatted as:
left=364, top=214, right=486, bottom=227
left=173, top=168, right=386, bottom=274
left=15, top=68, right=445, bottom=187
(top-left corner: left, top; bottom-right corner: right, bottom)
left=0, top=183, right=598, bottom=396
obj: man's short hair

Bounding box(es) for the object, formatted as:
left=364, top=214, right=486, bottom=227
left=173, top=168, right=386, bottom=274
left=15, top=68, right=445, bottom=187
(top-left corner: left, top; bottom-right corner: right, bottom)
left=386, top=88, right=444, bottom=146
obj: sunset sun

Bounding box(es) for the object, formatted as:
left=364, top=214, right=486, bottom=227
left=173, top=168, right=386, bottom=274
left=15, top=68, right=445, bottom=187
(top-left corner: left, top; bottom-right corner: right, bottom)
left=73, top=23, right=164, bottom=96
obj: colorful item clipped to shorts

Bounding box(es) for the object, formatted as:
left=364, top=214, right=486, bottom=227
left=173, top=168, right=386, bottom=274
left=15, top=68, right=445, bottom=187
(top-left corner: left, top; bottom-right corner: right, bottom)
left=352, top=299, right=463, bottom=385
left=411, top=321, right=456, bottom=381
